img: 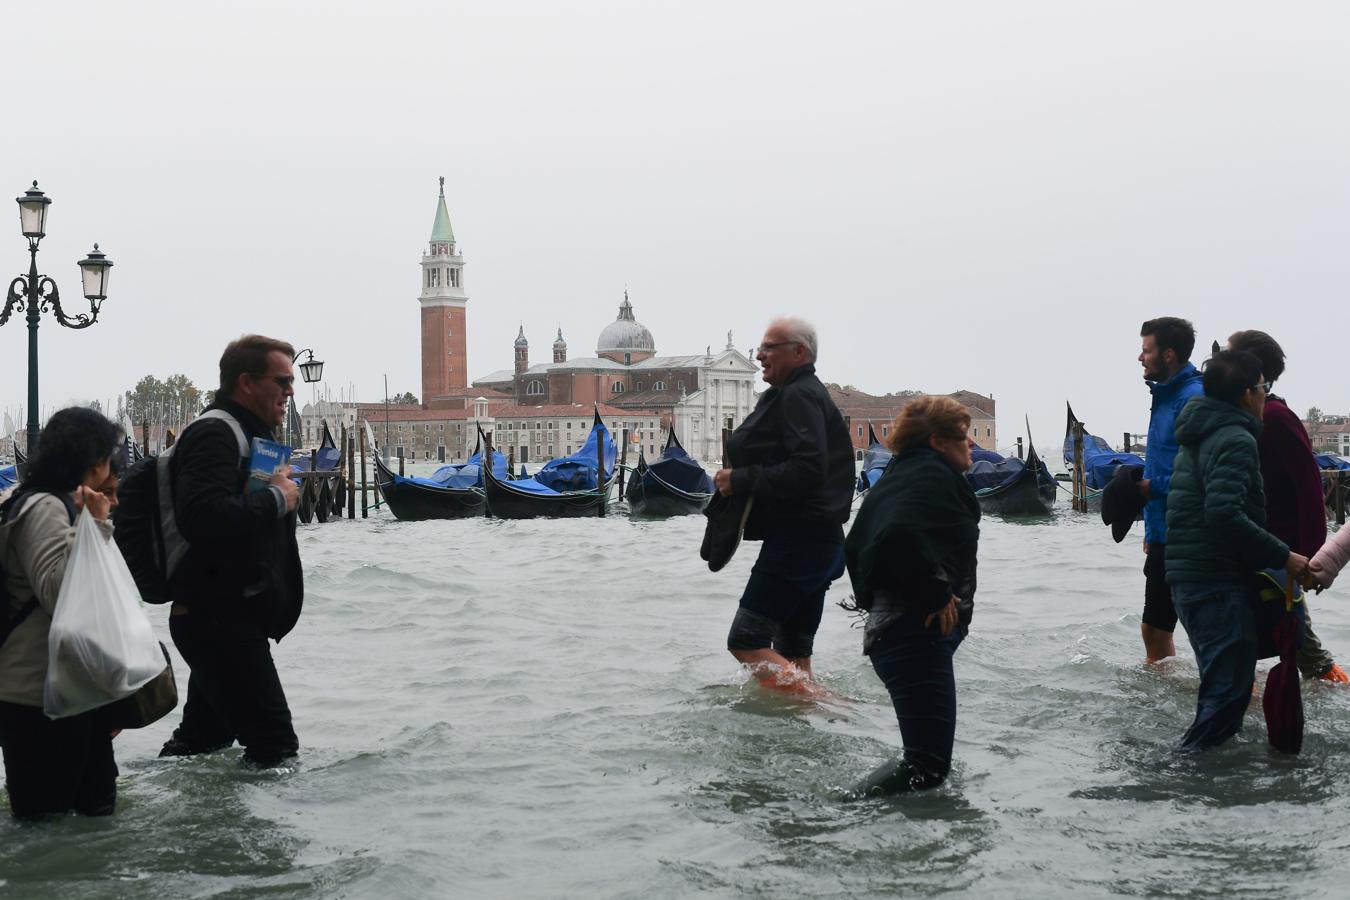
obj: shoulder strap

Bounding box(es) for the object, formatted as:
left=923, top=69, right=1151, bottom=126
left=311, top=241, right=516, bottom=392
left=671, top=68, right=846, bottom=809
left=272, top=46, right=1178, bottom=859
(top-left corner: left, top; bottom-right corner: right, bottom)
left=184, top=409, right=250, bottom=459
left=158, top=409, right=250, bottom=580
left=0, top=490, right=76, bottom=651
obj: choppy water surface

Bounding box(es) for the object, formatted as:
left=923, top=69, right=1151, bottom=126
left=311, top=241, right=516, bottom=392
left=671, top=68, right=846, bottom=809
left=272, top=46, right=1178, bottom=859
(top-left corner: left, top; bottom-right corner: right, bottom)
left=4, top=500, right=1350, bottom=898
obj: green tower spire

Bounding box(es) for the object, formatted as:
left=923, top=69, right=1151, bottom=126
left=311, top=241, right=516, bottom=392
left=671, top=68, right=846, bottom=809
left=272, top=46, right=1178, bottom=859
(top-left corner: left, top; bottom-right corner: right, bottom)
left=430, top=176, right=455, bottom=243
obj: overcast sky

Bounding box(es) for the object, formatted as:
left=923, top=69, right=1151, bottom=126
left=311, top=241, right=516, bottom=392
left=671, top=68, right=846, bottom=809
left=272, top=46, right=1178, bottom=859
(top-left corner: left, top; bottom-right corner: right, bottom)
left=6, top=1, right=1349, bottom=454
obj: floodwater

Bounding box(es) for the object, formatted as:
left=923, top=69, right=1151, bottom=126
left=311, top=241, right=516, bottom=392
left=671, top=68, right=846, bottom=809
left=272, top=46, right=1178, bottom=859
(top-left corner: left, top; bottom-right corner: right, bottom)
left=4, top=493, right=1350, bottom=898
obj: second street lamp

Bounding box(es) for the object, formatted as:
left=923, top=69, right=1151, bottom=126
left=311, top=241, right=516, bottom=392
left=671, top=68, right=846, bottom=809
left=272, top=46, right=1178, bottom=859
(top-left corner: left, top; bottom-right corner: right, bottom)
left=2, top=181, right=113, bottom=456
left=287, top=348, right=325, bottom=447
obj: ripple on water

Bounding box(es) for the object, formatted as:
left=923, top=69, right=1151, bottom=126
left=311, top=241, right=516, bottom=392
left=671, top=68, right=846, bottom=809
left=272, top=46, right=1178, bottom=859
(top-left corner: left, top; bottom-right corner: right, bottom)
left=6, top=509, right=1350, bottom=896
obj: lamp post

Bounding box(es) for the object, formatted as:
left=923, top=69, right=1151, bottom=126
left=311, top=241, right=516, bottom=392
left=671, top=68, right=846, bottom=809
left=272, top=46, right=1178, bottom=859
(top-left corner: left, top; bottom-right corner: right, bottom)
left=2, top=182, right=113, bottom=456
left=287, top=347, right=324, bottom=446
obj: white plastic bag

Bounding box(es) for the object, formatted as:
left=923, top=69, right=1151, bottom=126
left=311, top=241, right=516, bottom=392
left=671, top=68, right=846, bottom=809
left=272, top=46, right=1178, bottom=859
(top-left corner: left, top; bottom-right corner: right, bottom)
left=44, top=507, right=164, bottom=718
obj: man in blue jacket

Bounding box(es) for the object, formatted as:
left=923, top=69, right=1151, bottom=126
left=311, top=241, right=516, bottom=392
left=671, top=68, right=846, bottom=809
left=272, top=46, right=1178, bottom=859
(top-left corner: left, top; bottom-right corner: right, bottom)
left=1137, top=317, right=1204, bottom=663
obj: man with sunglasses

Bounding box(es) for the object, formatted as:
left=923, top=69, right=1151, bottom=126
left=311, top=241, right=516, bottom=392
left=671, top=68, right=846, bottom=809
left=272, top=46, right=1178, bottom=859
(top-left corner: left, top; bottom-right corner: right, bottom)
left=713, top=316, right=854, bottom=694
left=159, top=335, right=304, bottom=767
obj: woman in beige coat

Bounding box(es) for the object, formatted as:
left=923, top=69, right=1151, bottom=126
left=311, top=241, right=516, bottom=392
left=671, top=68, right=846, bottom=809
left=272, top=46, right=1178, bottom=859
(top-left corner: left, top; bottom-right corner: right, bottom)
left=0, top=407, right=120, bottom=819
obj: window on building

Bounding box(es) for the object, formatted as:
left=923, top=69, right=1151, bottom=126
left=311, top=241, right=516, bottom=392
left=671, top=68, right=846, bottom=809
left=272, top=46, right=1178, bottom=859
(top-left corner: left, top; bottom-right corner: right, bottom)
left=653, top=381, right=666, bottom=391
left=611, top=382, right=625, bottom=393
left=429, top=269, right=440, bottom=287
left=857, top=425, right=863, bottom=438
left=677, top=380, right=685, bottom=391
left=526, top=381, right=544, bottom=396
left=882, top=425, right=889, bottom=437
left=634, top=381, right=644, bottom=391
left=624, top=353, right=632, bottom=365
left=447, top=328, right=452, bottom=339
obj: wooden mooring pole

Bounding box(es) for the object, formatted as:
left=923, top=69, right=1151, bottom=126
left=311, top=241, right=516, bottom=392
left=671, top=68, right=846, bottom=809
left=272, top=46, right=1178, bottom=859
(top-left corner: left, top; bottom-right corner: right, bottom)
left=347, top=435, right=356, bottom=519
left=1071, top=421, right=1086, bottom=512
left=359, top=427, right=369, bottom=519
left=1336, top=472, right=1347, bottom=526
left=596, top=419, right=606, bottom=517
left=619, top=428, right=629, bottom=496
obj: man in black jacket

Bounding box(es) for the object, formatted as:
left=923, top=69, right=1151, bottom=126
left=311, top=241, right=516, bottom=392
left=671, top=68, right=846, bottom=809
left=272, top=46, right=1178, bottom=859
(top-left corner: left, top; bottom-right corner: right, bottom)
left=159, top=334, right=303, bottom=767
left=713, top=316, right=854, bottom=692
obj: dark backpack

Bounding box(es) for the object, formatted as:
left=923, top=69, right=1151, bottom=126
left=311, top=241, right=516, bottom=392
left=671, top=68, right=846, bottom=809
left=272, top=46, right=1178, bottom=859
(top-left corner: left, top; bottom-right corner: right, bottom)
left=113, top=410, right=248, bottom=605
left=0, top=490, right=78, bottom=650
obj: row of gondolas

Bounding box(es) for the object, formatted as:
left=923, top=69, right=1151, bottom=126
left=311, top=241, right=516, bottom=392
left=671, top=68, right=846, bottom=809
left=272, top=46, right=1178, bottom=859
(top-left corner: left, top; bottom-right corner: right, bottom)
left=374, top=411, right=719, bottom=520
left=371, top=404, right=1140, bottom=522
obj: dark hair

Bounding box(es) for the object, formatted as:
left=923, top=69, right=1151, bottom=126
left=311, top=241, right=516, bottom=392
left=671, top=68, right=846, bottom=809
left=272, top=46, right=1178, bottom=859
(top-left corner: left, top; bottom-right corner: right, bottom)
left=1202, top=349, right=1264, bottom=407
left=1227, top=330, right=1285, bottom=384
left=1140, top=317, right=1196, bottom=363
left=26, top=407, right=121, bottom=493
left=219, top=334, right=295, bottom=400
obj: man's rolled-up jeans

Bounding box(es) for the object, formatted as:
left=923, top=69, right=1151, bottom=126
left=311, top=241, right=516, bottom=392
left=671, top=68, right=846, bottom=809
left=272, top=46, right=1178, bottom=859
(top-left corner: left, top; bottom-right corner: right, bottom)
left=1171, top=582, right=1259, bottom=752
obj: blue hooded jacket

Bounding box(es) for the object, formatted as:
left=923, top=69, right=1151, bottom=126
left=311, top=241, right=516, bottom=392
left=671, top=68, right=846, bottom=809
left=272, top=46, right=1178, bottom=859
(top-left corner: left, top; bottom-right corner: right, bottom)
left=1143, top=361, right=1204, bottom=543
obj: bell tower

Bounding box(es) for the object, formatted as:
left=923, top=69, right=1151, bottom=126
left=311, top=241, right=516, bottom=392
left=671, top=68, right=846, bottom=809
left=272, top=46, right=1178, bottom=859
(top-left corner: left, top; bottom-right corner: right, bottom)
left=419, top=177, right=469, bottom=404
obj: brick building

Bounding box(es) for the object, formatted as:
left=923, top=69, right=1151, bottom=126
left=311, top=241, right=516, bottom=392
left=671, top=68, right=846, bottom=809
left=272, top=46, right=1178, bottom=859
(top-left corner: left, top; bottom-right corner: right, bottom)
left=828, top=386, right=998, bottom=458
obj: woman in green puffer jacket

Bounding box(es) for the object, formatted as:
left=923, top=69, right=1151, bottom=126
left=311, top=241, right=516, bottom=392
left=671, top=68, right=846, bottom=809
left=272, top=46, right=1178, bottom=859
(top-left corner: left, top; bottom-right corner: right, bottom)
left=1165, top=350, right=1309, bottom=751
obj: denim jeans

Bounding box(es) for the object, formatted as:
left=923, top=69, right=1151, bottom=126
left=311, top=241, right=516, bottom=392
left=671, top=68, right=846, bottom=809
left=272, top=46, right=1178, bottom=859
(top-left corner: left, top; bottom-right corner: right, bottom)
left=1171, top=582, right=1258, bottom=752
left=857, top=613, right=967, bottom=792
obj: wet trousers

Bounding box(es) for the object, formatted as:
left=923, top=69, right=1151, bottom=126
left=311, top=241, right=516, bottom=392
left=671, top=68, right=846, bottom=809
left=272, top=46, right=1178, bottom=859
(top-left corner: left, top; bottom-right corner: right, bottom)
left=164, top=607, right=298, bottom=767
left=0, top=701, right=116, bottom=819
left=856, top=615, right=967, bottom=793
left=1171, top=582, right=1257, bottom=752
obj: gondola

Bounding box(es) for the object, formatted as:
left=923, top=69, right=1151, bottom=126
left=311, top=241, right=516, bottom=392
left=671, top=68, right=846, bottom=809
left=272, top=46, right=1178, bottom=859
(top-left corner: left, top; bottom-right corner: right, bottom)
left=965, top=422, right=1057, bottom=516
left=856, top=423, right=891, bottom=493
left=1063, top=403, right=1144, bottom=506
left=290, top=421, right=342, bottom=474
left=0, top=464, right=15, bottom=490
left=483, top=411, right=617, bottom=519
left=625, top=430, right=714, bottom=517
left=373, top=439, right=505, bottom=520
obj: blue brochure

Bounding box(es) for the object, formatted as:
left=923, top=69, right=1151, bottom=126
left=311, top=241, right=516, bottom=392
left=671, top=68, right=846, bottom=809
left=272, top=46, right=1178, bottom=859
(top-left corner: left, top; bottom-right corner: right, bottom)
left=247, top=437, right=293, bottom=493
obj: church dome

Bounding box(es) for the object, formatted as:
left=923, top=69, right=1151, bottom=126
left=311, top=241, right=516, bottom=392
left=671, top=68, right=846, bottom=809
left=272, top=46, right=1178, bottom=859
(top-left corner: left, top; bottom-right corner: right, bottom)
left=596, top=295, right=655, bottom=356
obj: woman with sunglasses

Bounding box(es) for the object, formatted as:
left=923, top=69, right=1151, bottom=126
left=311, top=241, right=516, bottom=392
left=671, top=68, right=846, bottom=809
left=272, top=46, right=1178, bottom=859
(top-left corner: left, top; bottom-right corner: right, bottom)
left=1164, top=349, right=1308, bottom=751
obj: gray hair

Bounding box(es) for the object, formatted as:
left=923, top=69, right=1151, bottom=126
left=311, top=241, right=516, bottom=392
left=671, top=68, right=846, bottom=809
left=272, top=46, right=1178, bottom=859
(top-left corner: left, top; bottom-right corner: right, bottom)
left=769, top=316, right=818, bottom=361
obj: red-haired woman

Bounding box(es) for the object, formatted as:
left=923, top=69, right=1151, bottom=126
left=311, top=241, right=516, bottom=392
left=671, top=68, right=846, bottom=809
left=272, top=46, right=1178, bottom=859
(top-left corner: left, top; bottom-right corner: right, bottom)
left=844, top=395, right=980, bottom=796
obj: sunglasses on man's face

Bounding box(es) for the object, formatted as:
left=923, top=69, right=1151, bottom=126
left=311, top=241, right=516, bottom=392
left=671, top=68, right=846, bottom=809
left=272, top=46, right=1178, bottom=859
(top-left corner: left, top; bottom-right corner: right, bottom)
left=256, top=374, right=295, bottom=389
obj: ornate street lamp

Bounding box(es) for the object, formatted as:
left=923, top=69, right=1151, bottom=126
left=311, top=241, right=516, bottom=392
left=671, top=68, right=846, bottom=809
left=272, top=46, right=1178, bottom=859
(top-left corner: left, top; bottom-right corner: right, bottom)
left=2, top=182, right=112, bottom=456
left=294, top=348, right=324, bottom=384
left=287, top=348, right=325, bottom=446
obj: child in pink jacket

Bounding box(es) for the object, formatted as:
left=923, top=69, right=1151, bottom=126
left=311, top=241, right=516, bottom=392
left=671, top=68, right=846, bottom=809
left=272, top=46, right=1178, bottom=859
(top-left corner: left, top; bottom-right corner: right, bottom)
left=1309, top=526, right=1350, bottom=589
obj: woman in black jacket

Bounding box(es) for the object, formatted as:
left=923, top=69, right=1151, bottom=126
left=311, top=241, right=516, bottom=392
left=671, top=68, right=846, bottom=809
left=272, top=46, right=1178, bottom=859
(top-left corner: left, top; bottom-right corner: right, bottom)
left=844, top=396, right=979, bottom=796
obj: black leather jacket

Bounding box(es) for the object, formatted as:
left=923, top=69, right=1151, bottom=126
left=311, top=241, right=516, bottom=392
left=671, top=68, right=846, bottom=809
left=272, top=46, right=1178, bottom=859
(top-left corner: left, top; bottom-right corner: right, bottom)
left=727, top=364, right=855, bottom=542
left=168, top=400, right=303, bottom=640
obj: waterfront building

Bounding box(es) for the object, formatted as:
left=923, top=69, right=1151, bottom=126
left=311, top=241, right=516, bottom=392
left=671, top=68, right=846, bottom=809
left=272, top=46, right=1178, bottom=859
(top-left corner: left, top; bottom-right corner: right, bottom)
left=473, top=295, right=758, bottom=464
left=828, top=385, right=997, bottom=458
left=1308, top=416, right=1350, bottom=457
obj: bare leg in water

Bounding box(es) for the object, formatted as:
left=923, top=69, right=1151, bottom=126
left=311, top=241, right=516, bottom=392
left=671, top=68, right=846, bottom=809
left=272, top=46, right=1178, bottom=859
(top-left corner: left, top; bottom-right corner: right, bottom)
left=731, top=648, right=831, bottom=697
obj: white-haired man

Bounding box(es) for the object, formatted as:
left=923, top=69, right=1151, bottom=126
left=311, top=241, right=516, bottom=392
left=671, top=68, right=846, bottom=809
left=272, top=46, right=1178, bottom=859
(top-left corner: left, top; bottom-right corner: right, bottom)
left=713, top=316, right=854, bottom=693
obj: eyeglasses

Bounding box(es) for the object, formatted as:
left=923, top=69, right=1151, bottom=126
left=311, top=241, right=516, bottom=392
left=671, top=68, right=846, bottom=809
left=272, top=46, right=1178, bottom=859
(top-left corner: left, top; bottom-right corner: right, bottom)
left=256, top=374, right=295, bottom=389
left=1251, top=381, right=1273, bottom=394
left=757, top=341, right=799, bottom=353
